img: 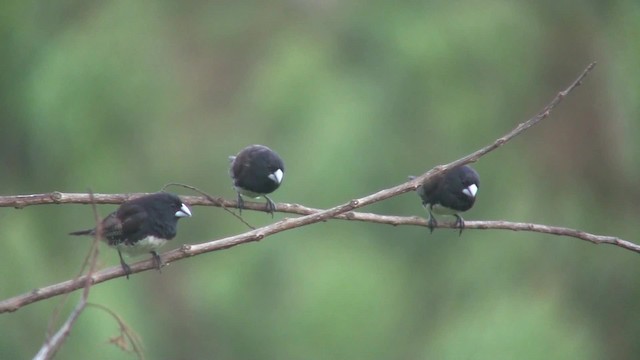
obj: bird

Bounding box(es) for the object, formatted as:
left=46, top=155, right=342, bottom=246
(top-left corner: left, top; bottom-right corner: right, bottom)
left=413, top=165, right=479, bottom=235
left=229, top=144, right=285, bottom=216
left=69, top=192, right=192, bottom=278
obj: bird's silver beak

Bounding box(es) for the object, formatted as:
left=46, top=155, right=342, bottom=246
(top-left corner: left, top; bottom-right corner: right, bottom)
left=176, top=203, right=192, bottom=217
left=268, top=169, right=284, bottom=184
left=462, top=184, right=478, bottom=198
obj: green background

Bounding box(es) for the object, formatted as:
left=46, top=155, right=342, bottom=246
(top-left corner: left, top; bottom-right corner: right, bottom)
left=1, top=0, right=639, bottom=359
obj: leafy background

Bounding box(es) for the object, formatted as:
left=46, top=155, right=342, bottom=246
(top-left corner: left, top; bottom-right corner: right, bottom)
left=1, top=0, right=639, bottom=359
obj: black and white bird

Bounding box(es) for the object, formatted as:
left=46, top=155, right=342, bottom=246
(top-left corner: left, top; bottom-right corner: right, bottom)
left=414, top=165, right=479, bottom=234
left=69, top=192, right=192, bottom=278
left=229, top=144, right=285, bottom=216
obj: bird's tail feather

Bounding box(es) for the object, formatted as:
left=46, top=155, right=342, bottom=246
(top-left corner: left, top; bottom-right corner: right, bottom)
left=69, top=229, right=94, bottom=236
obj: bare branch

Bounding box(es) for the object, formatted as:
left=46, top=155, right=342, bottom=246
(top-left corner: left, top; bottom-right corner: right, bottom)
left=2, top=215, right=634, bottom=315
left=441, top=61, right=598, bottom=170
left=33, top=192, right=102, bottom=359
left=0, top=62, right=602, bottom=314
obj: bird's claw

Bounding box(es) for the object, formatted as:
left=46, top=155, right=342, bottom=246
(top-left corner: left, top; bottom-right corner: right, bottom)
left=151, top=251, right=163, bottom=272
left=265, top=196, right=276, bottom=218
left=454, top=214, right=465, bottom=236
left=118, top=250, right=132, bottom=280
left=236, top=193, right=245, bottom=215
left=427, top=212, right=437, bottom=233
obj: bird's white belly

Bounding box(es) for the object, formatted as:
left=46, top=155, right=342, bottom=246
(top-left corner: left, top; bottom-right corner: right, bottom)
left=236, top=187, right=263, bottom=198
left=430, top=204, right=459, bottom=216
left=115, top=236, right=167, bottom=257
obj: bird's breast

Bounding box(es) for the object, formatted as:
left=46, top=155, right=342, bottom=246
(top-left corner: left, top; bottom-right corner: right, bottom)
left=115, top=236, right=168, bottom=257
left=235, top=186, right=267, bottom=199
left=430, top=203, right=462, bottom=215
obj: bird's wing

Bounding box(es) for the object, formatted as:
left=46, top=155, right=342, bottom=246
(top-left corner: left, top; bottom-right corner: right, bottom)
left=116, top=204, right=149, bottom=245
left=97, top=212, right=124, bottom=243
left=418, top=173, right=444, bottom=206
left=230, top=154, right=252, bottom=182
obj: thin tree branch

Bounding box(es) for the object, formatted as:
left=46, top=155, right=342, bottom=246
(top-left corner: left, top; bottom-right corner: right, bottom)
left=2, top=214, right=635, bottom=315
left=161, top=182, right=255, bottom=230
left=0, top=62, right=599, bottom=314
left=33, top=192, right=102, bottom=359
left=32, top=287, right=90, bottom=360
left=428, top=62, right=597, bottom=173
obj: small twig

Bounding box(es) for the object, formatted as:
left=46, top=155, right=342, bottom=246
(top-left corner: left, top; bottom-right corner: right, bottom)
left=44, top=192, right=109, bottom=338
left=86, top=303, right=145, bottom=360
left=33, top=192, right=102, bottom=360
left=161, top=182, right=255, bottom=230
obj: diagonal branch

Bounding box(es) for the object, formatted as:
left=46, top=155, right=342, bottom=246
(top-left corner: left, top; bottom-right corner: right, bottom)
left=2, top=214, right=636, bottom=314
left=0, top=64, right=597, bottom=211
left=0, top=62, right=599, bottom=314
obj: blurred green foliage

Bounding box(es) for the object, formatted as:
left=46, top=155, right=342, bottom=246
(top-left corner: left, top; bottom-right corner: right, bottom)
left=1, top=0, right=639, bottom=359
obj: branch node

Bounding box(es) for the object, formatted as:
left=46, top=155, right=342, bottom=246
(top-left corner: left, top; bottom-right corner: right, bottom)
left=50, top=192, right=63, bottom=203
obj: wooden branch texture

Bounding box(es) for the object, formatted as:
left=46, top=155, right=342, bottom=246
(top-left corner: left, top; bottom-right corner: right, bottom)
left=0, top=62, right=608, bottom=315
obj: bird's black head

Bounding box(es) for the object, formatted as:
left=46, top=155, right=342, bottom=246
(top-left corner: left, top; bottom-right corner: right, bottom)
left=125, top=192, right=192, bottom=240
left=140, top=192, right=192, bottom=219
left=441, top=165, right=480, bottom=212
left=417, top=165, right=480, bottom=214
left=230, top=144, right=285, bottom=196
